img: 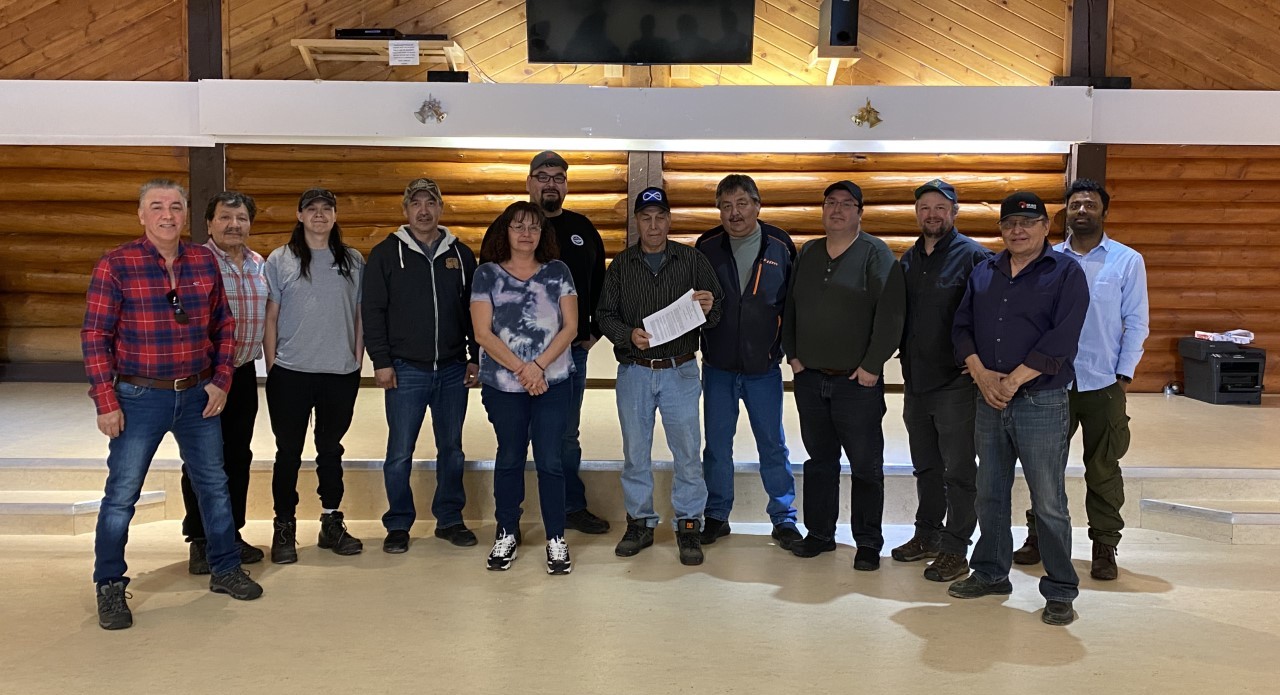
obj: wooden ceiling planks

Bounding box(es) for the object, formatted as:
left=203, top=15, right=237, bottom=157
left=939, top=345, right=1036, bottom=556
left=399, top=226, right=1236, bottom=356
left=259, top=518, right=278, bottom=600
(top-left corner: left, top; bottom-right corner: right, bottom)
left=1111, top=0, right=1280, bottom=89
left=0, top=0, right=184, bottom=80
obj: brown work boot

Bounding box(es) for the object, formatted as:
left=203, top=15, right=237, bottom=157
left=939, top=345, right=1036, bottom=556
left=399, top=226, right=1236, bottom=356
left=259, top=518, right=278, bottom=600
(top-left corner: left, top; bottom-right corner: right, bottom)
left=890, top=534, right=939, bottom=562
left=1091, top=540, right=1118, bottom=580
left=1012, top=535, right=1040, bottom=565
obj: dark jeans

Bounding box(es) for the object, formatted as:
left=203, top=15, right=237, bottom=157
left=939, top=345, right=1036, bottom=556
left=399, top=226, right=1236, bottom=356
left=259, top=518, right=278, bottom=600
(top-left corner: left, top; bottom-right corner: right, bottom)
left=482, top=381, right=572, bottom=540
left=793, top=369, right=887, bottom=550
left=181, top=361, right=258, bottom=542
left=381, top=359, right=469, bottom=532
left=266, top=366, right=361, bottom=520
left=903, top=379, right=978, bottom=554
left=561, top=345, right=591, bottom=513
left=1026, top=381, right=1131, bottom=547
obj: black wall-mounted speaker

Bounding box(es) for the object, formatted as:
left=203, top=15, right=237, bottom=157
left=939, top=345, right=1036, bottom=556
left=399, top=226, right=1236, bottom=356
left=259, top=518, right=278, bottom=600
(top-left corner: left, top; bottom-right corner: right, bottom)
left=827, top=0, right=859, bottom=47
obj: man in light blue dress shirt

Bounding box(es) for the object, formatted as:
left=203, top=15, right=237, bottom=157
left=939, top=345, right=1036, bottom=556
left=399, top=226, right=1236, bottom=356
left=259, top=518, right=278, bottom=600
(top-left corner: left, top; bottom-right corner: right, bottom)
left=1013, top=179, right=1149, bottom=580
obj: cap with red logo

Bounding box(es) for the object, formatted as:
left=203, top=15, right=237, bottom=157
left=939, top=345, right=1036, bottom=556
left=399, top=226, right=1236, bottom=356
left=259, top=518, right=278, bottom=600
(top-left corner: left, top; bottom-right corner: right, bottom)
left=1000, top=191, right=1048, bottom=221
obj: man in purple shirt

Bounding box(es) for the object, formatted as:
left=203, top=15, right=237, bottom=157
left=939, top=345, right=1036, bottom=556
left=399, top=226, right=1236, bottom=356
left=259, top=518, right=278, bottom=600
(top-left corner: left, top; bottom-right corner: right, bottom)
left=946, top=192, right=1089, bottom=627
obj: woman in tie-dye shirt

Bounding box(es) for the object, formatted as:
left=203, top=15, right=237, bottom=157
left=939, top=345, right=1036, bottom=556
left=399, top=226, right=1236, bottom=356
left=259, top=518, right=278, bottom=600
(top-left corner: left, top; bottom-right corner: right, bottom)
left=471, top=201, right=578, bottom=575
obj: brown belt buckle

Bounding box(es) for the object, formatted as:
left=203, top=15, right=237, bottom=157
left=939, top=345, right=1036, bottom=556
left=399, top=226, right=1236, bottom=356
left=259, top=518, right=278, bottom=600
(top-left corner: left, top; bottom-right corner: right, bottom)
left=173, top=375, right=194, bottom=392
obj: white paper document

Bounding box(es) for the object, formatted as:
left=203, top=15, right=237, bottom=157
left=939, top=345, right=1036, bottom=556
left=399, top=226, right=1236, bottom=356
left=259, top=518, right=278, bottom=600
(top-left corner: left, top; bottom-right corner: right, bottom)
left=642, top=289, right=706, bottom=348
left=388, top=41, right=421, bottom=66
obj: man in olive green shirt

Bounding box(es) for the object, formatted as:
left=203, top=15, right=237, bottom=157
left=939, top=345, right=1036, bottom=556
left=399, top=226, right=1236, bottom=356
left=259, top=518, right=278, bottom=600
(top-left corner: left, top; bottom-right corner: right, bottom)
left=782, top=180, right=906, bottom=571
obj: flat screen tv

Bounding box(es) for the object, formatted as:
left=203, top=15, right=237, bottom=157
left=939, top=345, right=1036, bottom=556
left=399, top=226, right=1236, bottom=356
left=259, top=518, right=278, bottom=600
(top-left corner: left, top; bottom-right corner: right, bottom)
left=526, top=0, right=756, bottom=65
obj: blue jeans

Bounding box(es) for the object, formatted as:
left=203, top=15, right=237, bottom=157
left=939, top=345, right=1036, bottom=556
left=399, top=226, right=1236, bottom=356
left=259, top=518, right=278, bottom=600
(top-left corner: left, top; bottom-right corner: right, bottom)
left=95, top=380, right=238, bottom=585
left=972, top=388, right=1079, bottom=602
left=616, top=361, right=707, bottom=528
left=482, top=381, right=571, bottom=539
left=702, top=363, right=797, bottom=526
left=381, top=359, right=469, bottom=531
left=561, top=345, right=590, bottom=513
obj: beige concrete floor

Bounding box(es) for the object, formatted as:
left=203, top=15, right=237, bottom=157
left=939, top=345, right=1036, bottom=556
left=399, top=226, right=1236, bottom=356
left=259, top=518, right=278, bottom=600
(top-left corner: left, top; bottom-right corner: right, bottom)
left=1, top=521, right=1278, bottom=695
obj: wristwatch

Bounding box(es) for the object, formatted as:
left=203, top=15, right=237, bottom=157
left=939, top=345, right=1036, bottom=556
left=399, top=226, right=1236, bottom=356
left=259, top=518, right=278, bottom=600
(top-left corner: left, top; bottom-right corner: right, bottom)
left=1116, top=374, right=1133, bottom=384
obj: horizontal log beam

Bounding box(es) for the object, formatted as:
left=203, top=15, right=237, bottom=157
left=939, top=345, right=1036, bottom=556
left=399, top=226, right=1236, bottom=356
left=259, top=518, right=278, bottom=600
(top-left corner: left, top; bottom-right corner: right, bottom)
left=249, top=193, right=628, bottom=227
left=1107, top=158, right=1280, bottom=181
left=0, top=327, right=83, bottom=362
left=663, top=172, right=1065, bottom=206
left=226, top=162, right=628, bottom=195
left=664, top=153, right=1067, bottom=173
left=0, top=293, right=84, bottom=327
left=225, top=146, right=628, bottom=165
left=0, top=146, right=188, bottom=171
left=0, top=170, right=191, bottom=202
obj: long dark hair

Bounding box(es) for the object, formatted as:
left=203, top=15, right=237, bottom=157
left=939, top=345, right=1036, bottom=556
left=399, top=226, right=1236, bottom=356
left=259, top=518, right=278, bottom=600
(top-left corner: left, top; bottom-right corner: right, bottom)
left=480, top=202, right=559, bottom=264
left=288, top=220, right=356, bottom=281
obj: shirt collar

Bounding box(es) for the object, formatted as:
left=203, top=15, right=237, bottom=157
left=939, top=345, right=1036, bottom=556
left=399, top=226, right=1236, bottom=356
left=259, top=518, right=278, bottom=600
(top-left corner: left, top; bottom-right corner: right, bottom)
left=993, top=240, right=1053, bottom=278
left=914, top=227, right=958, bottom=255
left=1062, top=232, right=1111, bottom=258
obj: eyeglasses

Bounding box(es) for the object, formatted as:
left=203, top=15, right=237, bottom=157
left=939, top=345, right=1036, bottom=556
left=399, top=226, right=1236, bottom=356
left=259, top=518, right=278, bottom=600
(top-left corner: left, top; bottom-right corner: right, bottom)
left=531, top=173, right=567, bottom=184
left=998, top=217, right=1046, bottom=232
left=822, top=199, right=862, bottom=211
left=510, top=222, right=542, bottom=234
left=166, top=289, right=189, bottom=325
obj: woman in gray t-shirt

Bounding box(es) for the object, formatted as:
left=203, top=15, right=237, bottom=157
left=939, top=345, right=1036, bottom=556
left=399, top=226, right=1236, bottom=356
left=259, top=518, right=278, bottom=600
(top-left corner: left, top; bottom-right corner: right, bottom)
left=471, top=202, right=578, bottom=575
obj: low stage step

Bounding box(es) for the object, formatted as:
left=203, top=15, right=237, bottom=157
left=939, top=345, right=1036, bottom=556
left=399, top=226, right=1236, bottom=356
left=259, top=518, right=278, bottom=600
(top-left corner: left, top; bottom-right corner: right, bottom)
left=0, top=490, right=166, bottom=535
left=1140, top=499, right=1280, bottom=545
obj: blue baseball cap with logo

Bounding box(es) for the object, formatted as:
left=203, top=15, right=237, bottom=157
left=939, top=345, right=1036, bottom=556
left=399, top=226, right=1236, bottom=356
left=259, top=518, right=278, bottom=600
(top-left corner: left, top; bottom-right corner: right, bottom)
left=1000, top=191, right=1048, bottom=220
left=634, top=186, right=670, bottom=213
left=914, top=178, right=957, bottom=202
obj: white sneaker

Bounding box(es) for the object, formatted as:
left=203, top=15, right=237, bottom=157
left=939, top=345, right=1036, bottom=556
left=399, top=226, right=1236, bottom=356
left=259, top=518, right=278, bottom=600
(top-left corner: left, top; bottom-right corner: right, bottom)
left=487, top=531, right=518, bottom=571
left=546, top=536, right=572, bottom=575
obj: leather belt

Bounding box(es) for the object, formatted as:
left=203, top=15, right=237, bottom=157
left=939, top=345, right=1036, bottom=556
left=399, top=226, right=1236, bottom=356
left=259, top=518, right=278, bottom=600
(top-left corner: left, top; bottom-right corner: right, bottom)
left=817, top=368, right=855, bottom=377
left=118, top=368, right=212, bottom=391
left=627, top=353, right=696, bottom=370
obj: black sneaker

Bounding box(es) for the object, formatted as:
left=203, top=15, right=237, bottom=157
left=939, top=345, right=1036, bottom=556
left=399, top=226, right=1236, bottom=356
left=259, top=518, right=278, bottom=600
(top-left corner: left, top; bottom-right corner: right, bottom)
left=546, top=536, right=572, bottom=575
left=677, top=518, right=704, bottom=566
left=891, top=534, right=940, bottom=562
left=1042, top=599, right=1077, bottom=626
left=188, top=539, right=210, bottom=575
left=435, top=523, right=479, bottom=547
left=565, top=509, right=611, bottom=534
left=238, top=538, right=265, bottom=564
left=209, top=567, right=264, bottom=601
left=924, top=552, right=970, bottom=582
left=271, top=518, right=297, bottom=565
left=947, top=574, right=1014, bottom=599
left=96, top=581, right=132, bottom=631
left=699, top=517, right=730, bottom=545
left=487, top=530, right=518, bottom=570
left=771, top=524, right=803, bottom=551
left=318, top=511, right=364, bottom=556
left=615, top=517, right=655, bottom=557
left=853, top=546, right=881, bottom=571
left=383, top=530, right=410, bottom=554
left=791, top=534, right=837, bottom=558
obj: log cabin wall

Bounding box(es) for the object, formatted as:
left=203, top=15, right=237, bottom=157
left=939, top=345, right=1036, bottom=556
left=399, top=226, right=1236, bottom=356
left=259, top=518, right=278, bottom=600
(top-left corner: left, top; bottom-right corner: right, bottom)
left=0, top=0, right=186, bottom=80
left=1105, top=145, right=1280, bottom=393
left=224, top=145, right=629, bottom=261
left=0, top=146, right=191, bottom=362
left=1109, top=0, right=1280, bottom=89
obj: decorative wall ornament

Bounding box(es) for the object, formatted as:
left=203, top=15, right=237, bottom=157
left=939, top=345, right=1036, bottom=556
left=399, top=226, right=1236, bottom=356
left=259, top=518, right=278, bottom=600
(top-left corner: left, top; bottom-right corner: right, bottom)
left=852, top=98, right=882, bottom=128
left=415, top=95, right=446, bottom=123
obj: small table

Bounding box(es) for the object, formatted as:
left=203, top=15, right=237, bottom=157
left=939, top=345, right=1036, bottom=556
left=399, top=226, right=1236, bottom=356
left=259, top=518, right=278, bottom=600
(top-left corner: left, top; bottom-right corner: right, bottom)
left=291, top=39, right=467, bottom=79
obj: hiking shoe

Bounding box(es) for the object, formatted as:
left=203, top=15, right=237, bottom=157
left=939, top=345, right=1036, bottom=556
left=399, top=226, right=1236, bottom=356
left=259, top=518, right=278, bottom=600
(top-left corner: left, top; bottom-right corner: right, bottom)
left=924, top=552, right=970, bottom=582
left=771, top=523, right=803, bottom=551
left=238, top=538, right=265, bottom=564
left=891, top=533, right=940, bottom=562
left=271, top=517, right=297, bottom=565
left=1091, top=541, right=1118, bottom=581
left=1042, top=599, right=1077, bottom=626
left=947, top=574, right=1014, bottom=599
left=700, top=517, right=730, bottom=545
left=96, top=581, right=132, bottom=631
left=565, top=509, right=611, bottom=534
left=1013, top=535, right=1040, bottom=565
left=615, top=517, right=655, bottom=557
left=435, top=523, right=479, bottom=547
left=209, top=567, right=263, bottom=601
left=791, top=535, right=837, bottom=558
left=487, top=530, right=518, bottom=571
left=383, top=530, right=410, bottom=554
left=188, top=539, right=210, bottom=575
left=853, top=546, right=881, bottom=571
left=677, top=518, right=704, bottom=566
left=546, top=536, right=572, bottom=575
left=318, top=511, right=363, bottom=556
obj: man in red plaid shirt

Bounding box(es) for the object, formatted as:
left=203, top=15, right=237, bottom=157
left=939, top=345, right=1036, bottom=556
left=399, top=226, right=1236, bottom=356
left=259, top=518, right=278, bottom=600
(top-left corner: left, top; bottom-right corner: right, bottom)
left=81, top=179, right=264, bottom=630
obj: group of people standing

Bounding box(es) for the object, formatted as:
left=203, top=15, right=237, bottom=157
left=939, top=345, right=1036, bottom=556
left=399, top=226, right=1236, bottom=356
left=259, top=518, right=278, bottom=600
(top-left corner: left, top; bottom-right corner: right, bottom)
left=81, top=150, right=1147, bottom=631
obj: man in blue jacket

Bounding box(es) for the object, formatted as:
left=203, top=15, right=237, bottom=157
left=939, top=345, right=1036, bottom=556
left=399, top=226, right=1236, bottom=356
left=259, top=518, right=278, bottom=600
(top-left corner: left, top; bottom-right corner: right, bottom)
left=695, top=175, right=801, bottom=549
left=362, top=178, right=480, bottom=554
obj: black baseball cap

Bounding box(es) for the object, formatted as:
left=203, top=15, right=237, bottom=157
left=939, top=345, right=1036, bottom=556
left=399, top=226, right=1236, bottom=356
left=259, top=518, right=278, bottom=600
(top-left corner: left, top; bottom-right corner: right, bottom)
left=1000, top=191, right=1048, bottom=221
left=298, top=188, right=337, bottom=211
left=823, top=180, right=863, bottom=205
left=914, top=178, right=957, bottom=202
left=634, top=186, right=670, bottom=213
left=529, top=151, right=568, bottom=173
